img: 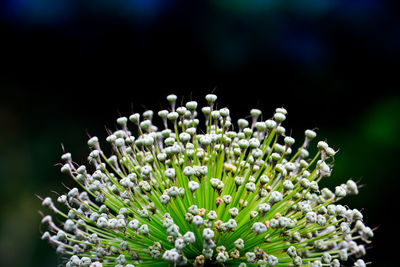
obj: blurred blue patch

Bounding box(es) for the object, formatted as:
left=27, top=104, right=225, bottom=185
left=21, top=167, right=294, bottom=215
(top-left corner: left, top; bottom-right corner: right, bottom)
left=3, top=0, right=172, bottom=25
left=212, top=0, right=277, bottom=15
left=213, top=37, right=246, bottom=69
left=3, top=0, right=72, bottom=25
left=125, top=0, right=166, bottom=14
left=290, top=0, right=336, bottom=16
left=121, top=0, right=172, bottom=24
left=337, top=0, right=381, bottom=18
left=213, top=0, right=380, bottom=20
left=280, top=30, right=326, bottom=66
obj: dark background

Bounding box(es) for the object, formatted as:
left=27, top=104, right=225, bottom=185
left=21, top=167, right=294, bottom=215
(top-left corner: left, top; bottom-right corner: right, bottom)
left=0, top=1, right=399, bottom=266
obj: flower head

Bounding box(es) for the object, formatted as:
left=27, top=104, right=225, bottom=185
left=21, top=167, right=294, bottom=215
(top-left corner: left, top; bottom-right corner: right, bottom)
left=40, top=94, right=373, bottom=266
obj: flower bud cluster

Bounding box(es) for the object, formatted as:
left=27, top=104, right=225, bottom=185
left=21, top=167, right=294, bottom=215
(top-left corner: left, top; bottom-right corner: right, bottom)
left=40, top=94, right=373, bottom=266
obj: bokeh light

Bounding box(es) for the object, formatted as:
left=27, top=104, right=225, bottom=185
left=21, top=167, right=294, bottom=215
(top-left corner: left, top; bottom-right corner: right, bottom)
left=0, top=0, right=399, bottom=266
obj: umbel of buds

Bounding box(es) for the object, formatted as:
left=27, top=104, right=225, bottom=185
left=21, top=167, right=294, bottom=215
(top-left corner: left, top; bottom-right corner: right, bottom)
left=40, top=94, right=373, bottom=267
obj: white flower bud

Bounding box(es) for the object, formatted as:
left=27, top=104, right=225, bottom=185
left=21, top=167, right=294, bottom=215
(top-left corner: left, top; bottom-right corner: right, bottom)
left=284, top=136, right=295, bottom=146
left=268, top=255, right=278, bottom=266
left=312, top=260, right=322, bottom=267
left=245, top=182, right=256, bottom=192
left=167, top=112, right=179, bottom=121
left=192, top=215, right=203, bottom=227
left=235, top=176, right=244, bottom=186
left=188, top=181, right=199, bottom=192
left=183, top=231, right=196, bottom=244
left=317, top=141, right=329, bottom=151
left=305, top=212, right=317, bottom=223
left=202, top=228, right=215, bottom=240
left=167, top=94, right=177, bottom=102
left=249, top=138, right=260, bottom=148
left=265, top=119, right=276, bottom=129
left=305, top=129, right=317, bottom=139
left=354, top=259, right=366, bottom=267
left=335, top=186, right=347, bottom=197
left=255, top=121, right=266, bottom=131
left=185, top=101, right=197, bottom=111
left=164, top=168, right=175, bottom=179
left=317, top=214, right=326, bottom=226
left=362, top=226, right=374, bottom=239
left=222, top=195, right=232, bottom=204
left=162, top=248, right=180, bottom=263
left=64, top=219, right=75, bottom=232
left=129, top=113, right=140, bottom=124
left=175, top=237, right=186, bottom=250
left=258, top=203, right=271, bottom=213
left=42, top=197, right=53, bottom=208
left=238, top=118, right=249, bottom=129
left=245, top=252, right=256, bottom=262
left=269, top=191, right=283, bottom=204
left=200, top=135, right=212, bottom=146
left=252, top=222, right=267, bottom=234
left=234, top=238, right=244, bottom=250
left=160, top=194, right=171, bottom=205
left=61, top=164, right=71, bottom=174
left=273, top=112, right=286, bottom=123
left=346, top=179, right=358, bottom=195
left=283, top=180, right=294, bottom=190
left=293, top=256, right=302, bottom=266
left=211, top=110, right=220, bottom=120
left=116, top=116, right=128, bottom=127
left=205, top=94, right=217, bottom=104
left=287, top=246, right=297, bottom=258
left=216, top=252, right=228, bottom=263
left=219, top=107, right=229, bottom=117
left=179, top=132, right=191, bottom=143
left=229, top=207, right=239, bottom=217
left=139, top=224, right=149, bottom=234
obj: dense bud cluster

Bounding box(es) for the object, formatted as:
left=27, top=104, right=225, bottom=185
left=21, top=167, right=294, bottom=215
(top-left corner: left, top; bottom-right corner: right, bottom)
left=40, top=94, right=373, bottom=266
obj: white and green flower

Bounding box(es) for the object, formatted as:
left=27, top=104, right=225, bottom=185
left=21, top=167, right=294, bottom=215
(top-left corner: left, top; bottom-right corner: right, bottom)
left=40, top=94, right=373, bottom=266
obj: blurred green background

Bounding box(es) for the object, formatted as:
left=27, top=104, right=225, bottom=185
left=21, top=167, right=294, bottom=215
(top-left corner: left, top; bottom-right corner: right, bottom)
left=1, top=0, right=399, bottom=266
